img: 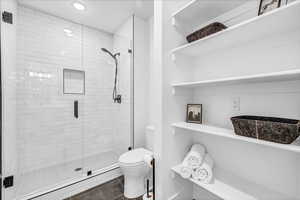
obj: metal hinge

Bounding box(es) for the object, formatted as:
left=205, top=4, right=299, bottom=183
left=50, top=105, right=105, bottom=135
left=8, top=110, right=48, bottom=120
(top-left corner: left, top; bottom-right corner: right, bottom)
left=2, top=11, right=13, bottom=24
left=3, top=176, right=14, bottom=188
left=87, top=170, right=92, bottom=176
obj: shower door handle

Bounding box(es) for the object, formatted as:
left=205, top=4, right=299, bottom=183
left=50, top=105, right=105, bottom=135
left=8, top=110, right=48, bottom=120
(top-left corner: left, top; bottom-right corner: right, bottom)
left=74, top=100, right=78, bottom=118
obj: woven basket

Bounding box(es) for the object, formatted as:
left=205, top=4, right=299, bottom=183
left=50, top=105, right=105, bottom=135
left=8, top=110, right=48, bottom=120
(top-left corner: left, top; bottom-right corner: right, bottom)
left=231, top=116, right=300, bottom=144
left=186, top=22, right=227, bottom=43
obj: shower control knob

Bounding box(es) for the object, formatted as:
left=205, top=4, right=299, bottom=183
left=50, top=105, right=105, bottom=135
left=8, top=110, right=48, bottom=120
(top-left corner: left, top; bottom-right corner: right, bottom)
left=114, top=95, right=122, bottom=104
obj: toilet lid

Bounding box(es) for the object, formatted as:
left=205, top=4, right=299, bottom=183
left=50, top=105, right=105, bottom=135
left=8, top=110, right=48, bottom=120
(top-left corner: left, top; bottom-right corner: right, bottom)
left=119, top=148, right=153, bottom=164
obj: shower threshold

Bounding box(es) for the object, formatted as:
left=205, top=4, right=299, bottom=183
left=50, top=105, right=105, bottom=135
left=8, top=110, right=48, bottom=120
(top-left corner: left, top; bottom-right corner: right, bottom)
left=16, top=151, right=120, bottom=200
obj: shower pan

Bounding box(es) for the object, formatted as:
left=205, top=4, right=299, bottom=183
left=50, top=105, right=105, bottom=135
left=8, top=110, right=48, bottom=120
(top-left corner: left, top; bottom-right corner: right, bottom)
left=1, top=2, right=134, bottom=200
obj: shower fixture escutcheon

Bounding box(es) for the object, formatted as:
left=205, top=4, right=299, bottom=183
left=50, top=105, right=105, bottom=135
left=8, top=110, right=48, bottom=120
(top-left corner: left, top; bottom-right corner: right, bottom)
left=114, top=94, right=122, bottom=104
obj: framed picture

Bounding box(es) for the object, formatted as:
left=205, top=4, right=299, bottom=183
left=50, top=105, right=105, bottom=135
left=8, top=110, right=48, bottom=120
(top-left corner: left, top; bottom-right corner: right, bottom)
left=186, top=104, right=202, bottom=124
left=258, top=0, right=281, bottom=15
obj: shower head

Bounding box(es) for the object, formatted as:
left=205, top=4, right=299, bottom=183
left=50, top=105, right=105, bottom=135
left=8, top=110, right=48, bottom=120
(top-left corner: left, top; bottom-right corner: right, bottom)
left=101, top=48, right=114, bottom=58
left=101, top=47, right=121, bottom=104
left=101, top=48, right=120, bottom=58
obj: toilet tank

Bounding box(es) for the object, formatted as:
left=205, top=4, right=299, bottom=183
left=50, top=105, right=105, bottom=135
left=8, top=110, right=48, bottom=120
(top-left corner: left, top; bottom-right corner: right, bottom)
left=145, top=125, right=155, bottom=151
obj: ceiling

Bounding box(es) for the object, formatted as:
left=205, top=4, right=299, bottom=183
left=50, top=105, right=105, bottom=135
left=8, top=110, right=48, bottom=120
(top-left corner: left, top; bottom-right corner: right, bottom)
left=18, top=0, right=154, bottom=33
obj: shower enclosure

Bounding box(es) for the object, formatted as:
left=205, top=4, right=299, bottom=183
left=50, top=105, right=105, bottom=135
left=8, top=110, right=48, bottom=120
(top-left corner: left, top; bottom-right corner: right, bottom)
left=1, top=1, right=134, bottom=199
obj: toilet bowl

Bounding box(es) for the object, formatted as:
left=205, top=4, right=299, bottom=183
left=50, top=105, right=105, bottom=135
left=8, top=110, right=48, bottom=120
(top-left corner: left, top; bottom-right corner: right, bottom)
left=119, top=148, right=153, bottom=198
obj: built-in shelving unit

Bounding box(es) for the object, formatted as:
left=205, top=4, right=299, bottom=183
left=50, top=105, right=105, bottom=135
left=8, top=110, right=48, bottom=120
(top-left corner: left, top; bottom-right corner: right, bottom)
left=171, top=165, right=297, bottom=200
left=172, top=69, right=300, bottom=88
left=172, top=122, right=300, bottom=153
left=169, top=0, right=300, bottom=199
left=171, top=1, right=300, bottom=57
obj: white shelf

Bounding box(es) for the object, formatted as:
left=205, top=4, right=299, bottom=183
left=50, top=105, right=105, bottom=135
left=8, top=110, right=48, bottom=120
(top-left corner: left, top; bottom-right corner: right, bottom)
left=171, top=1, right=300, bottom=57
left=171, top=165, right=297, bottom=200
left=172, top=122, right=300, bottom=153
left=171, top=0, right=246, bottom=35
left=172, top=69, right=300, bottom=88
left=172, top=0, right=245, bottom=22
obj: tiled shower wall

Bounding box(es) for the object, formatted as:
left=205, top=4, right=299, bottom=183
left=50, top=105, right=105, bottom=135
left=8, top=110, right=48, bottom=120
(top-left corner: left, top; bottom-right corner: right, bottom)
left=16, top=5, right=131, bottom=174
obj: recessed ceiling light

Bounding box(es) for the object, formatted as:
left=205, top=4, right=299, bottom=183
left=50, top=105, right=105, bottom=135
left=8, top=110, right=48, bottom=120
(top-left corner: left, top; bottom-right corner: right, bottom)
left=73, top=1, right=85, bottom=11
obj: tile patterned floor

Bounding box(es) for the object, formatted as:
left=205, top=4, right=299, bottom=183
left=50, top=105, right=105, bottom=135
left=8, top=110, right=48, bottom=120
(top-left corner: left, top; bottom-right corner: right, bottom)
left=65, top=176, right=142, bottom=200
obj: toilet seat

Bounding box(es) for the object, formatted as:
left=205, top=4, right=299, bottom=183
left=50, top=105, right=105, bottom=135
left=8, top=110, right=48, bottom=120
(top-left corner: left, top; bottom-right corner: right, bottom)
left=119, top=148, right=152, bottom=166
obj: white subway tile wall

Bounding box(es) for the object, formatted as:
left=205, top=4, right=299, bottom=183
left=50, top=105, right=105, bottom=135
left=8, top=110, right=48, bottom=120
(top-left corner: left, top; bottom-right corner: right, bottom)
left=16, top=6, right=131, bottom=197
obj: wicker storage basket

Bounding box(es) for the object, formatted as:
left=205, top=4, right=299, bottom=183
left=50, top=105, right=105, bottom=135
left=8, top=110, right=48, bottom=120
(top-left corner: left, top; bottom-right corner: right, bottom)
left=186, top=22, right=227, bottom=43
left=231, top=116, right=300, bottom=144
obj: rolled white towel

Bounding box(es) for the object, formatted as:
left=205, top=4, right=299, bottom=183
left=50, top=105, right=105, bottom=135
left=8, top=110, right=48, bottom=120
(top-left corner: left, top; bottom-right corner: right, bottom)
left=180, top=165, right=193, bottom=179
left=186, top=144, right=206, bottom=169
left=179, top=152, right=193, bottom=178
left=192, top=154, right=214, bottom=183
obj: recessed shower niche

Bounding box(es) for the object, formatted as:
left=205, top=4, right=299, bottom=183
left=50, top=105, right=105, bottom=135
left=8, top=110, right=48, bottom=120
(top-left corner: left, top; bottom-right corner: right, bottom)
left=63, top=69, right=85, bottom=95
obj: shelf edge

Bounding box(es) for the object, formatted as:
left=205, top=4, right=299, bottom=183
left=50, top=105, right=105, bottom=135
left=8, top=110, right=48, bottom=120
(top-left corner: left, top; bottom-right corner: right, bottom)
left=172, top=122, right=300, bottom=153
left=171, top=69, right=300, bottom=88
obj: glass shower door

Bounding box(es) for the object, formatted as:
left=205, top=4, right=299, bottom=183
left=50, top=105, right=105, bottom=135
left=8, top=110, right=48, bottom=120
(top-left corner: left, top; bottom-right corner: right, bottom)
left=82, top=29, right=133, bottom=173
left=2, top=4, right=86, bottom=199
left=1, top=2, right=133, bottom=199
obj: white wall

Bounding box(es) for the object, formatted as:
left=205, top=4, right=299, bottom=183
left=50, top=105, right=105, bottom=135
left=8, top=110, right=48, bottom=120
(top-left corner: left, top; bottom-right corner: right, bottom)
left=147, top=17, right=155, bottom=126
left=113, top=16, right=133, bottom=39
left=114, top=15, right=149, bottom=149
left=112, top=33, right=133, bottom=156
left=160, top=1, right=195, bottom=199
left=113, top=16, right=135, bottom=153
left=134, top=16, right=149, bottom=148
left=152, top=2, right=164, bottom=199
left=151, top=1, right=196, bottom=199
left=154, top=0, right=300, bottom=199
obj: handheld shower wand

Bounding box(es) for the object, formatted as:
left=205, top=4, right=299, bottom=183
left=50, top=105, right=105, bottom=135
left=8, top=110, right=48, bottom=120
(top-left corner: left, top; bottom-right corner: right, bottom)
left=101, top=48, right=121, bottom=103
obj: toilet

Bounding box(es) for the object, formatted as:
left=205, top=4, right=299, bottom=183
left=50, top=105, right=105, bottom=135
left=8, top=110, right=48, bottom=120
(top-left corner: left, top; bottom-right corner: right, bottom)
left=119, top=148, right=153, bottom=198
left=119, top=126, right=155, bottom=198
